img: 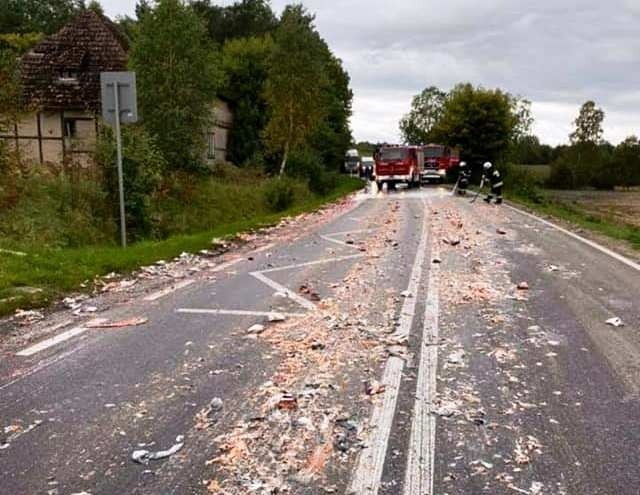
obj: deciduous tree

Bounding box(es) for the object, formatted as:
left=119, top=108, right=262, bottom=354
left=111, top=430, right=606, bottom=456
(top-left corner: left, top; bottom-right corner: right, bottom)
left=263, top=5, right=328, bottom=175
left=570, top=100, right=605, bottom=144
left=130, top=0, right=222, bottom=169
left=399, top=86, right=446, bottom=145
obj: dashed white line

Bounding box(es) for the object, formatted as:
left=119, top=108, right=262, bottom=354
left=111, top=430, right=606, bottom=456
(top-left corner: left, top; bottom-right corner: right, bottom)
left=257, top=253, right=364, bottom=274
left=505, top=203, right=640, bottom=272
left=143, top=279, right=195, bottom=302
left=349, top=199, right=431, bottom=495
left=15, top=318, right=107, bottom=357
left=404, top=244, right=440, bottom=495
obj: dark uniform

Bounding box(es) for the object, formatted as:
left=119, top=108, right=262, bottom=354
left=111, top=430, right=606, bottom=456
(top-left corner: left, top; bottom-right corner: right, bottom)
left=483, top=167, right=504, bottom=204
left=458, top=166, right=470, bottom=195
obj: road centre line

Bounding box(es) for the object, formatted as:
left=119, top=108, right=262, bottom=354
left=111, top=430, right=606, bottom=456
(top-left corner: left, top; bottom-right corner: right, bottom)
left=505, top=203, right=640, bottom=272
left=143, top=279, right=195, bottom=302
left=16, top=318, right=107, bottom=357
left=404, top=243, right=440, bottom=495
left=176, top=309, right=306, bottom=318
left=349, top=198, right=431, bottom=495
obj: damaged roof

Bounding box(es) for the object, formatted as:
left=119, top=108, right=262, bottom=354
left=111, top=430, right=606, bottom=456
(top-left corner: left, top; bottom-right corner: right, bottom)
left=21, top=10, right=128, bottom=112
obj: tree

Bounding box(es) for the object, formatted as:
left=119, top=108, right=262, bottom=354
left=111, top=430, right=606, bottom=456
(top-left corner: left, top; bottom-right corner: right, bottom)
left=130, top=0, right=223, bottom=169
left=263, top=5, right=328, bottom=175
left=399, top=86, right=446, bottom=144
left=611, top=136, right=640, bottom=188
left=0, top=0, right=83, bottom=35
left=430, top=83, right=518, bottom=165
left=309, top=53, right=353, bottom=172
left=220, top=35, right=274, bottom=165
left=511, top=97, right=534, bottom=140
left=570, top=100, right=605, bottom=144
left=191, top=0, right=277, bottom=45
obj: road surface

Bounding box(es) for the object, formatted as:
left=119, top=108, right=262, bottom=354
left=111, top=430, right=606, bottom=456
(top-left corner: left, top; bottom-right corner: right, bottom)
left=1, top=186, right=639, bottom=495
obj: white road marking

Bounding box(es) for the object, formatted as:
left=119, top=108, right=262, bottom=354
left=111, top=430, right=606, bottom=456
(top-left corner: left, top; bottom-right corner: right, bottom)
left=349, top=199, right=430, bottom=495
left=505, top=204, right=640, bottom=272
left=210, top=243, right=276, bottom=274
left=176, top=309, right=306, bottom=318
left=257, top=253, right=364, bottom=274
left=250, top=271, right=317, bottom=310
left=15, top=318, right=107, bottom=357
left=404, top=243, right=440, bottom=495
left=320, top=228, right=379, bottom=249
left=143, top=279, right=195, bottom=302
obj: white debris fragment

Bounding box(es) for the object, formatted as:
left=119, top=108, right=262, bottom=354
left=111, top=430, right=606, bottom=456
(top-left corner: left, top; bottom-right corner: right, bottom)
left=131, top=436, right=185, bottom=464
left=400, top=290, right=413, bottom=298
left=606, top=317, right=624, bottom=328
left=247, top=324, right=266, bottom=334
left=267, top=313, right=286, bottom=322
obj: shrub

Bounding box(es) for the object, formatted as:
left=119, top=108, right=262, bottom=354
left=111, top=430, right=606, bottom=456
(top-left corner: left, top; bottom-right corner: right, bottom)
left=95, top=125, right=166, bottom=240
left=286, top=150, right=338, bottom=195
left=502, top=163, right=545, bottom=203
left=263, top=177, right=298, bottom=212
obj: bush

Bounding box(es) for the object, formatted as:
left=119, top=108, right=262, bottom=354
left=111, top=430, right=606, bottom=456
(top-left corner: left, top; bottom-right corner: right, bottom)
left=286, top=150, right=338, bottom=195
left=95, top=125, right=166, bottom=240
left=547, top=142, right=613, bottom=190
left=263, top=177, right=298, bottom=212
left=502, top=163, right=545, bottom=203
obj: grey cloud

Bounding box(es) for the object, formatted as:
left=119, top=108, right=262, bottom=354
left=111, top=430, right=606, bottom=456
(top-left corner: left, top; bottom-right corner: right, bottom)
left=103, top=0, right=639, bottom=144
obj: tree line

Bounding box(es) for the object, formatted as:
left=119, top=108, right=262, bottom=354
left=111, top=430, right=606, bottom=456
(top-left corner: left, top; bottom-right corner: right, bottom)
left=1, top=0, right=354, bottom=240
left=399, top=85, right=640, bottom=190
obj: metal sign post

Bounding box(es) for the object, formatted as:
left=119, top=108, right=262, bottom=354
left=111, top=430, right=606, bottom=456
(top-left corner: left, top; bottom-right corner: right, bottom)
left=100, top=72, right=138, bottom=248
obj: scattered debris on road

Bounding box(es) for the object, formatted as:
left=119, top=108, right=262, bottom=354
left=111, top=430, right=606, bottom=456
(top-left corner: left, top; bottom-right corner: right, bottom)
left=131, top=435, right=185, bottom=464
left=86, top=317, right=148, bottom=329
left=605, top=317, right=624, bottom=328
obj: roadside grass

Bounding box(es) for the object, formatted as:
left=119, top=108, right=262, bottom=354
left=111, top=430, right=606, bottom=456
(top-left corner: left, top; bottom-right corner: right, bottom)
left=0, top=176, right=363, bottom=317
left=507, top=192, right=640, bottom=252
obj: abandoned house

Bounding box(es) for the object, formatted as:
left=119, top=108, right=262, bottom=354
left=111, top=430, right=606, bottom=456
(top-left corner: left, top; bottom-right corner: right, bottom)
left=0, top=10, right=232, bottom=166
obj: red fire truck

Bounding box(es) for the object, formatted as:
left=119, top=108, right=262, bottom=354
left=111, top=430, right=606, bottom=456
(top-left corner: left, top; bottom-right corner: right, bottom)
left=421, top=144, right=460, bottom=183
left=374, top=145, right=423, bottom=190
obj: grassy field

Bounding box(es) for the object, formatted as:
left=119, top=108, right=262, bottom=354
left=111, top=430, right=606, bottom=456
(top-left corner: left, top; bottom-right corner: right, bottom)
left=512, top=164, right=551, bottom=182
left=0, top=176, right=363, bottom=316
left=508, top=188, right=640, bottom=252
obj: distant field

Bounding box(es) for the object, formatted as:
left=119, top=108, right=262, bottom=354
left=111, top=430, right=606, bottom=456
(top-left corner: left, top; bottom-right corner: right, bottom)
left=545, top=189, right=640, bottom=228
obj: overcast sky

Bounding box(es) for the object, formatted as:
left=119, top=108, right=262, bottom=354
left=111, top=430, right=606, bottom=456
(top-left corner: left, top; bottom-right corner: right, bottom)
left=102, top=0, right=639, bottom=145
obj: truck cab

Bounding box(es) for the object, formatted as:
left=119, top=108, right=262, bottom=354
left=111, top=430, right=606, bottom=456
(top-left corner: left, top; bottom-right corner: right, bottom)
left=374, top=145, right=423, bottom=190
left=422, top=144, right=460, bottom=183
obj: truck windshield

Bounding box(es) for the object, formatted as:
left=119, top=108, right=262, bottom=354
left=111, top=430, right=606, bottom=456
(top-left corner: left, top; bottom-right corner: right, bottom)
left=425, top=146, right=444, bottom=158
left=380, top=148, right=407, bottom=161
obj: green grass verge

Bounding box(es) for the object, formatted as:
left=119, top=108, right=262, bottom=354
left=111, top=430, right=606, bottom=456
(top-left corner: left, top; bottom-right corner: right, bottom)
left=507, top=193, right=640, bottom=252
left=0, top=177, right=363, bottom=317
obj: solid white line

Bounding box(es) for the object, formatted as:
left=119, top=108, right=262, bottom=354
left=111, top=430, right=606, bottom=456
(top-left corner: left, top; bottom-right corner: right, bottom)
left=143, top=279, right=195, bottom=302
left=505, top=203, right=640, bottom=272
left=250, top=271, right=317, bottom=311
left=404, top=244, right=440, bottom=495
left=349, top=199, right=430, bottom=495
left=256, top=254, right=364, bottom=274
left=176, top=309, right=306, bottom=318
left=16, top=318, right=107, bottom=357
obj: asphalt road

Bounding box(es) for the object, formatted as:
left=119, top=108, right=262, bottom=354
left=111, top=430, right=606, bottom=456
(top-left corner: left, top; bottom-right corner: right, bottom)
left=1, top=186, right=639, bottom=495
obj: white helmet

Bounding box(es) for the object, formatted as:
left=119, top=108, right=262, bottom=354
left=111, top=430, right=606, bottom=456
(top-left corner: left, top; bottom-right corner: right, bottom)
left=483, top=161, right=493, bottom=170
left=459, top=161, right=467, bottom=167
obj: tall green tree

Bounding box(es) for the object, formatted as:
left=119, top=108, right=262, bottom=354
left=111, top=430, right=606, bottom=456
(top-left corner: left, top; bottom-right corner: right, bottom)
left=611, top=135, right=640, bottom=188
left=220, top=35, right=274, bottom=165
left=263, top=5, right=328, bottom=175
left=191, top=0, right=277, bottom=45
left=399, top=86, right=447, bottom=145
left=431, top=83, right=518, bottom=165
left=0, top=0, right=84, bottom=35
left=130, top=0, right=222, bottom=170
left=309, top=53, right=353, bottom=171
left=570, top=100, right=605, bottom=144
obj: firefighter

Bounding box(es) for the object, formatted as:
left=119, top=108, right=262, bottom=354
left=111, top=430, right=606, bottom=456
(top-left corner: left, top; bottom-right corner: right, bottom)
left=457, top=161, right=470, bottom=195
left=482, top=161, right=504, bottom=204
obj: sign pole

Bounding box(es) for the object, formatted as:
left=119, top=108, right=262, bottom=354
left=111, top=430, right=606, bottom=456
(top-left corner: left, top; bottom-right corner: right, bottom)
left=113, top=82, right=127, bottom=248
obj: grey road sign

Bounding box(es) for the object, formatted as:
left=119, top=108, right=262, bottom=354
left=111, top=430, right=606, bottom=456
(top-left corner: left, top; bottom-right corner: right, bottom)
left=100, top=72, right=138, bottom=248
left=100, top=72, right=138, bottom=125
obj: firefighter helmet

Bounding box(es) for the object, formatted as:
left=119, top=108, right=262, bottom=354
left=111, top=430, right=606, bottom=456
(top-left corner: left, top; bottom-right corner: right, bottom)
left=460, top=161, right=467, bottom=168
left=483, top=161, right=493, bottom=170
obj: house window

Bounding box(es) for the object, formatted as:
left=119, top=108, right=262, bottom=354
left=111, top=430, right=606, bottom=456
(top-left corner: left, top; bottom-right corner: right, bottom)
left=207, top=131, right=215, bottom=160
left=64, top=118, right=78, bottom=138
